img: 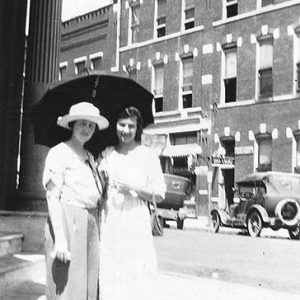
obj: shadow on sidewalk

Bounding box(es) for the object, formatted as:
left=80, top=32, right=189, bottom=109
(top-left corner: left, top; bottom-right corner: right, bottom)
left=3, top=280, right=45, bottom=300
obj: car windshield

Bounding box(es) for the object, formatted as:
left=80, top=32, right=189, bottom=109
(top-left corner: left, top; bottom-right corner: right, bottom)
left=239, top=185, right=255, bottom=196
left=238, top=183, right=266, bottom=197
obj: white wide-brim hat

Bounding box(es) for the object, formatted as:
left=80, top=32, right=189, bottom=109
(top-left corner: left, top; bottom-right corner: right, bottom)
left=57, top=102, right=109, bottom=130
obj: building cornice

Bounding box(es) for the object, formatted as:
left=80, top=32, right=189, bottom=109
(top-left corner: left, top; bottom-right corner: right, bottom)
left=62, top=20, right=109, bottom=40
left=61, top=34, right=107, bottom=52
left=62, top=6, right=110, bottom=28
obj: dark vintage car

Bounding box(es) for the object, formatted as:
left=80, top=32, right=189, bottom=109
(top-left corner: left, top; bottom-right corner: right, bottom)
left=156, top=174, right=191, bottom=230
left=211, top=172, right=300, bottom=239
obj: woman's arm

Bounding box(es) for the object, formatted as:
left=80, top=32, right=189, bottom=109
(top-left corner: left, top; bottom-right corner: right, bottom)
left=137, top=188, right=163, bottom=204
left=46, top=180, right=71, bottom=263
left=114, top=181, right=163, bottom=203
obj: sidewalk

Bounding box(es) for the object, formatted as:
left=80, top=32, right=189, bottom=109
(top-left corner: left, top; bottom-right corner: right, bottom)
left=3, top=268, right=299, bottom=300
left=2, top=218, right=292, bottom=299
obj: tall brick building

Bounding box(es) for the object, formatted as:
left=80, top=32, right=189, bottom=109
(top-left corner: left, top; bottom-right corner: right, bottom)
left=58, top=0, right=300, bottom=216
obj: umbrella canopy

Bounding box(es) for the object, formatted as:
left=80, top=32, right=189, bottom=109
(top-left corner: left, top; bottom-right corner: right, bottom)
left=31, top=72, right=154, bottom=155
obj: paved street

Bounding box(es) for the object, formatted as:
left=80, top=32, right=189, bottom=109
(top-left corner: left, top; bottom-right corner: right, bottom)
left=155, top=223, right=300, bottom=295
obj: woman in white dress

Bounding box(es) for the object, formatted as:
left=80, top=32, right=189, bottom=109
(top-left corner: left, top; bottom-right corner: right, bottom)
left=98, top=107, right=166, bottom=300
left=43, top=102, right=109, bottom=299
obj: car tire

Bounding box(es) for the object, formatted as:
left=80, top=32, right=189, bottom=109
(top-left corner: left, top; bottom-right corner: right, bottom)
left=247, top=211, right=263, bottom=237
left=177, top=218, right=184, bottom=230
left=288, top=227, right=300, bottom=240
left=211, top=211, right=220, bottom=233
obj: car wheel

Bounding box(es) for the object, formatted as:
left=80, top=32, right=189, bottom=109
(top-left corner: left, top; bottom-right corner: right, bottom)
left=177, top=218, right=184, bottom=230
left=247, top=211, right=263, bottom=237
left=288, top=227, right=300, bottom=240
left=211, top=211, right=220, bottom=233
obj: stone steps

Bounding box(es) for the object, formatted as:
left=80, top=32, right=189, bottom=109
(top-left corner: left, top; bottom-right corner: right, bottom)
left=0, top=232, right=24, bottom=257
left=0, top=212, right=47, bottom=298
left=0, top=253, right=45, bottom=299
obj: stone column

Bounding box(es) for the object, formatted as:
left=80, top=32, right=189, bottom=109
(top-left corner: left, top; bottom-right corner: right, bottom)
left=17, top=0, right=62, bottom=210
left=0, top=0, right=27, bottom=209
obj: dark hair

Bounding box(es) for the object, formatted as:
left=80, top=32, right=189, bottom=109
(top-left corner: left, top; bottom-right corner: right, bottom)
left=68, top=120, right=99, bottom=133
left=117, top=106, right=144, bottom=142
left=68, top=121, right=75, bottom=129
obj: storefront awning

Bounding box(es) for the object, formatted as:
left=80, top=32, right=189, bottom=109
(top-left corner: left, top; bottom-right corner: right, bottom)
left=161, top=143, right=202, bottom=157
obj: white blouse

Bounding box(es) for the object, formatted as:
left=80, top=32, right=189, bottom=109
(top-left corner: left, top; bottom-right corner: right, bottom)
left=43, top=142, right=101, bottom=209
left=100, top=145, right=166, bottom=200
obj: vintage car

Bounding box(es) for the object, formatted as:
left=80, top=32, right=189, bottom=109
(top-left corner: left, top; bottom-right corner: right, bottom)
left=210, top=172, right=300, bottom=239
left=156, top=173, right=191, bottom=230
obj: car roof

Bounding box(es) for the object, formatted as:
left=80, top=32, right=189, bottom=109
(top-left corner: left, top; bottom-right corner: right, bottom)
left=236, top=171, right=300, bottom=184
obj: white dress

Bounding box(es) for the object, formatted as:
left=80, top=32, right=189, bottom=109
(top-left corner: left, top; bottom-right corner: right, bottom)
left=98, top=145, right=166, bottom=300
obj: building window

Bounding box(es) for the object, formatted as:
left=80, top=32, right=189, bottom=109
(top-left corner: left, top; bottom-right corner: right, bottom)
left=127, top=65, right=137, bottom=81
left=259, top=68, right=272, bottom=97
left=258, top=35, right=273, bottom=98
left=75, top=61, right=86, bottom=75
left=153, top=64, right=164, bottom=112
left=58, top=64, right=67, bottom=81
left=74, top=57, right=87, bottom=75
left=225, top=0, right=238, bottom=18
left=181, top=55, right=193, bottom=109
left=256, top=133, right=272, bottom=172
left=90, top=57, right=102, bottom=71
left=223, top=45, right=237, bottom=103
left=261, top=0, right=273, bottom=7
left=129, top=3, right=140, bottom=44
left=183, top=0, right=195, bottom=30
left=155, top=0, right=166, bottom=38
left=295, top=28, right=300, bottom=93
left=296, top=138, right=300, bottom=174
left=297, top=63, right=300, bottom=92
left=293, top=130, right=300, bottom=173
left=170, top=131, right=197, bottom=145
left=221, top=137, right=235, bottom=158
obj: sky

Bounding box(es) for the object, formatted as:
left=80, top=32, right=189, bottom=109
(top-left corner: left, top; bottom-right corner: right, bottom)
left=62, top=0, right=112, bottom=21
left=26, top=0, right=112, bottom=34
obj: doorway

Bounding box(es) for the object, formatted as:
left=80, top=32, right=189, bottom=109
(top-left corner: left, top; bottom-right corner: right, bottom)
left=222, top=168, right=235, bottom=207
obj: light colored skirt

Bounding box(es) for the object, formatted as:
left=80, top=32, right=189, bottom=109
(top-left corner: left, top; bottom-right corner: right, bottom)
left=99, top=197, right=157, bottom=300
left=45, top=203, right=99, bottom=300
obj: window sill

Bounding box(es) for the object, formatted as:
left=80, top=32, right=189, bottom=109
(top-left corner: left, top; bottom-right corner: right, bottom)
left=217, top=94, right=300, bottom=109
left=256, top=165, right=272, bottom=172
left=213, top=0, right=300, bottom=27
left=258, top=95, right=273, bottom=102
left=218, top=99, right=255, bottom=109
left=120, top=26, right=204, bottom=52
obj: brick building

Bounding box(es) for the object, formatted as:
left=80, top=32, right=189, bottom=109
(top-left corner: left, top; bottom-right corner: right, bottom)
left=59, top=5, right=117, bottom=80
left=58, top=0, right=300, bottom=216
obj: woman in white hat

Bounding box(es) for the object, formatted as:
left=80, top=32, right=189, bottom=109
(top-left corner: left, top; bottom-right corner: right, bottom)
left=43, top=102, right=109, bottom=299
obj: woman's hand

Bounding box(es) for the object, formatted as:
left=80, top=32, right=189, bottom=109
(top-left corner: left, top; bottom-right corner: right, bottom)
left=113, top=180, right=163, bottom=203
left=46, top=182, right=71, bottom=263
left=51, top=235, right=71, bottom=263
left=113, top=180, right=140, bottom=196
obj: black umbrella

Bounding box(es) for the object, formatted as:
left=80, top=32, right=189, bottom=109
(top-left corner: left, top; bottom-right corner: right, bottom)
left=31, top=72, right=154, bottom=155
